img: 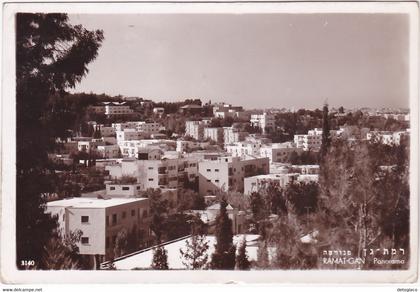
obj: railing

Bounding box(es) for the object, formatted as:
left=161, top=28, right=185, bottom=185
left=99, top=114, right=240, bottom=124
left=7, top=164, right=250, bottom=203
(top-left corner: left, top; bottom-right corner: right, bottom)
left=100, top=235, right=192, bottom=270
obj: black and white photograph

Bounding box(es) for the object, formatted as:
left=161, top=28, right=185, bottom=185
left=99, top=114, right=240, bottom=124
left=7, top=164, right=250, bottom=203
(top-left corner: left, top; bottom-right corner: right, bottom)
left=1, top=1, right=419, bottom=286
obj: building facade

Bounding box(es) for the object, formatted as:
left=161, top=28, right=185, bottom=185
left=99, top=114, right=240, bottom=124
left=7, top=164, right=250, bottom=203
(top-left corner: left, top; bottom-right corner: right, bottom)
left=198, top=156, right=269, bottom=195
left=250, top=112, right=275, bottom=134
left=106, top=157, right=199, bottom=190
left=46, top=197, right=151, bottom=260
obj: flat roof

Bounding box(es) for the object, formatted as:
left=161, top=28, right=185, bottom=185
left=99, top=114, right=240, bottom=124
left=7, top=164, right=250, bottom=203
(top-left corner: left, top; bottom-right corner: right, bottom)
left=47, top=197, right=148, bottom=209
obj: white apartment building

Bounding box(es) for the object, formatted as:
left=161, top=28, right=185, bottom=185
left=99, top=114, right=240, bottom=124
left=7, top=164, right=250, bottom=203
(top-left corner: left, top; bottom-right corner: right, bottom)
left=366, top=131, right=408, bottom=146
left=223, top=127, right=248, bottom=145
left=212, top=103, right=244, bottom=117
left=185, top=121, right=205, bottom=141
left=203, top=127, right=224, bottom=143
left=294, top=128, right=343, bottom=151
left=112, top=121, right=161, bottom=133
left=259, top=142, right=302, bottom=163
left=46, top=197, right=151, bottom=260
left=106, top=157, right=199, bottom=190
left=118, top=139, right=175, bottom=158
left=250, top=112, right=275, bottom=134
left=226, top=141, right=262, bottom=158
left=136, top=122, right=161, bottom=133
left=104, top=102, right=133, bottom=116
left=198, top=156, right=269, bottom=195
left=116, top=129, right=148, bottom=142
left=244, top=173, right=299, bottom=195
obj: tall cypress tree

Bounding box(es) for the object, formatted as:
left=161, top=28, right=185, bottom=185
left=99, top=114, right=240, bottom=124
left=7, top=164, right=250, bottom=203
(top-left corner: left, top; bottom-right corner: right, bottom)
left=236, top=236, right=251, bottom=270
left=210, top=198, right=236, bottom=269
left=320, top=103, right=331, bottom=158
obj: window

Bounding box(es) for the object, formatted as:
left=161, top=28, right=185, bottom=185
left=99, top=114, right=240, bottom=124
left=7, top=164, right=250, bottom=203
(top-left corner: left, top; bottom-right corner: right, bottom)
left=81, top=237, right=89, bottom=245
left=110, top=186, right=115, bottom=190
left=81, top=216, right=89, bottom=223
left=131, top=209, right=135, bottom=217
left=122, top=211, right=126, bottom=219
left=207, top=179, right=211, bottom=182
left=148, top=178, right=154, bottom=181
left=215, top=179, right=219, bottom=183
left=148, top=167, right=154, bottom=170
left=112, top=214, right=117, bottom=225
left=215, top=169, right=219, bottom=172
left=122, top=187, right=129, bottom=191
left=206, top=169, right=211, bottom=172
left=136, top=186, right=140, bottom=190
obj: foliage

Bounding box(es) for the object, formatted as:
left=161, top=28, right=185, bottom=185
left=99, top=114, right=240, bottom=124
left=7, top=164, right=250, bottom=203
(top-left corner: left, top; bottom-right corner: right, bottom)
left=210, top=198, right=236, bottom=269
left=49, top=167, right=106, bottom=199
left=256, top=240, right=270, bottom=269
left=163, top=213, right=207, bottom=241
left=320, top=103, right=331, bottom=158
left=16, top=13, right=103, bottom=268
left=317, top=139, right=410, bottom=267
left=140, top=189, right=169, bottom=242
left=113, top=228, right=128, bottom=258
left=180, top=234, right=210, bottom=270
left=268, top=216, right=318, bottom=269
left=288, top=151, right=319, bottom=165
left=177, top=189, right=206, bottom=212
left=235, top=236, right=251, bottom=270
left=41, top=229, right=84, bottom=270
left=285, top=182, right=319, bottom=216
left=151, top=246, right=169, bottom=270
left=250, top=192, right=268, bottom=221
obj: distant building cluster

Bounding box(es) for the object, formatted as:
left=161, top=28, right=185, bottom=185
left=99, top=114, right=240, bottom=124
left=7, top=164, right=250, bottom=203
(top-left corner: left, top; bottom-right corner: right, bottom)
left=46, top=100, right=410, bottom=268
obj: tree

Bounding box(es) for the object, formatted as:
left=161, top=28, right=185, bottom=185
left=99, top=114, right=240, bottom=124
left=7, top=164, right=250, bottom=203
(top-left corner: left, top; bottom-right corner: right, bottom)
left=256, top=240, right=270, bottom=269
left=141, top=189, right=169, bottom=242
left=320, top=103, right=331, bottom=158
left=16, top=13, right=103, bottom=268
left=180, top=234, right=209, bottom=270
left=317, top=140, right=409, bottom=268
left=269, top=216, right=318, bottom=269
left=236, top=236, right=251, bottom=270
left=210, top=198, right=236, bottom=269
left=151, top=246, right=169, bottom=270
left=113, top=228, right=128, bottom=258
left=250, top=192, right=267, bottom=221
left=41, top=230, right=84, bottom=270
left=285, top=182, right=319, bottom=216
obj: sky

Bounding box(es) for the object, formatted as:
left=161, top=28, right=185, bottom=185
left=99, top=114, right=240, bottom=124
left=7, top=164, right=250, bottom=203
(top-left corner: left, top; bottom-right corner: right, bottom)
left=69, top=13, right=409, bottom=109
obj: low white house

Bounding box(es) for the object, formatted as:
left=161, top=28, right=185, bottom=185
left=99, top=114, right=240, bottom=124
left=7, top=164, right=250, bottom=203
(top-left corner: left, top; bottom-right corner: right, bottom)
left=46, top=197, right=151, bottom=261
